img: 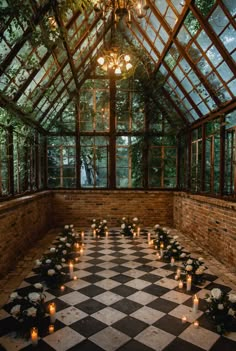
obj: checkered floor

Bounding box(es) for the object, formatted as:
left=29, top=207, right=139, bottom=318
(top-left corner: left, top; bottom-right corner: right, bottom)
left=1, top=229, right=236, bottom=351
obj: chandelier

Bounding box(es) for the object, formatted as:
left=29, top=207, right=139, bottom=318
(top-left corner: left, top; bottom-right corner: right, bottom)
left=97, top=46, right=133, bottom=75
left=93, top=0, right=149, bottom=25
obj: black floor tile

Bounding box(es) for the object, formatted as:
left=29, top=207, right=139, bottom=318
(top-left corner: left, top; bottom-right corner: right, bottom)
left=141, top=273, right=162, bottom=283
left=117, top=339, right=154, bottom=351
left=112, top=316, right=148, bottom=337
left=147, top=298, right=178, bottom=313
left=67, top=339, right=105, bottom=351
left=111, top=274, right=133, bottom=284
left=82, top=274, right=105, bottom=284
left=154, top=314, right=190, bottom=336
left=143, top=284, right=170, bottom=296
left=85, top=266, right=105, bottom=274
left=210, top=336, right=236, bottom=351
left=163, top=337, right=205, bottom=351
left=70, top=316, right=106, bottom=337
left=75, top=299, right=106, bottom=314
left=78, top=285, right=106, bottom=297
left=112, top=265, right=131, bottom=273
left=111, top=298, right=143, bottom=314
left=111, top=285, right=137, bottom=297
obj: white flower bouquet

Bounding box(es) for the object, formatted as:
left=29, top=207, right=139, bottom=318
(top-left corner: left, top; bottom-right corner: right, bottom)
left=91, top=219, right=108, bottom=236
left=120, top=217, right=139, bottom=236
left=182, top=257, right=207, bottom=285
left=4, top=283, right=46, bottom=337
left=205, top=288, right=236, bottom=334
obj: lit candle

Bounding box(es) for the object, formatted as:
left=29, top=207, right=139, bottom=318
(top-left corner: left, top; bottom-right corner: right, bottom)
left=73, top=275, right=78, bottom=280
left=178, top=280, right=183, bottom=289
left=160, top=242, right=164, bottom=257
left=60, top=285, right=65, bottom=292
left=170, top=257, right=175, bottom=266
left=80, top=247, right=84, bottom=255
left=81, top=231, right=84, bottom=240
left=49, top=302, right=56, bottom=323
left=75, top=242, right=79, bottom=250
left=176, top=268, right=181, bottom=279
left=186, top=275, right=192, bottom=291
left=156, top=252, right=161, bottom=260
left=193, top=294, right=199, bottom=313
left=133, top=232, right=136, bottom=239
left=31, top=327, right=38, bottom=346
left=75, top=257, right=79, bottom=262
left=137, top=227, right=140, bottom=237
left=93, top=229, right=96, bottom=237
left=147, top=232, right=151, bottom=242
left=182, top=316, right=187, bottom=324
left=193, top=320, right=199, bottom=328
left=69, top=262, right=74, bottom=279
left=105, top=230, right=109, bottom=237
left=49, top=324, right=54, bottom=334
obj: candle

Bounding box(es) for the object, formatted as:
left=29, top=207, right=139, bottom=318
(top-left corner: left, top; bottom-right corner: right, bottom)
left=147, top=232, right=151, bottom=242
left=81, top=231, right=84, bottom=240
left=170, top=257, right=175, bottom=266
left=193, top=320, right=199, bottom=328
left=80, top=247, right=84, bottom=255
left=75, top=257, right=79, bottom=262
left=105, top=230, right=109, bottom=237
left=60, top=285, right=65, bottom=292
left=31, top=327, right=38, bottom=346
left=182, top=316, right=187, bottom=324
left=49, top=302, right=56, bottom=323
left=133, top=232, right=136, bottom=239
left=69, top=262, right=74, bottom=279
left=178, top=280, right=183, bottom=289
left=156, top=252, right=161, bottom=260
left=193, top=294, right=199, bottom=313
left=75, top=242, right=79, bottom=250
left=73, top=275, right=78, bottom=280
left=186, top=275, right=192, bottom=291
left=176, top=268, right=181, bottom=279
left=137, top=227, right=140, bottom=237
left=49, top=324, right=54, bottom=334
left=93, top=229, right=96, bottom=237
left=160, top=243, right=164, bottom=257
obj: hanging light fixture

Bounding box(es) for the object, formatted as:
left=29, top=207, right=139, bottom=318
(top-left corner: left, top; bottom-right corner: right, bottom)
left=97, top=47, right=133, bottom=75
left=92, top=0, right=149, bottom=25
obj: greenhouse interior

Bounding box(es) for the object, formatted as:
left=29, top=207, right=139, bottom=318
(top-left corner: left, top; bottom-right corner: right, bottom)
left=0, top=0, right=236, bottom=350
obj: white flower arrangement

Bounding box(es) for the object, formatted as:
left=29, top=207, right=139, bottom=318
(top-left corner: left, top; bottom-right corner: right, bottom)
left=120, top=217, right=139, bottom=236
left=91, top=219, right=108, bottom=236
left=4, top=284, right=46, bottom=335
left=205, top=288, right=236, bottom=334
left=182, top=256, right=207, bottom=285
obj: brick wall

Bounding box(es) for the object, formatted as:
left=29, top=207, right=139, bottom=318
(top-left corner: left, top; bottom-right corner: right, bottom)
left=0, top=192, right=53, bottom=277
left=173, top=192, right=236, bottom=267
left=51, top=190, right=174, bottom=228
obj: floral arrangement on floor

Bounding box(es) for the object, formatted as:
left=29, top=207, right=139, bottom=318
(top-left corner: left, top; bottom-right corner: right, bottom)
left=4, top=283, right=46, bottom=337
left=91, top=219, right=108, bottom=236
left=181, top=256, right=207, bottom=285
left=163, top=236, right=188, bottom=261
left=33, top=224, right=82, bottom=288
left=153, top=225, right=189, bottom=262
left=205, top=288, right=236, bottom=334
left=120, top=217, right=139, bottom=236
left=33, top=250, right=66, bottom=289
left=153, top=225, right=171, bottom=250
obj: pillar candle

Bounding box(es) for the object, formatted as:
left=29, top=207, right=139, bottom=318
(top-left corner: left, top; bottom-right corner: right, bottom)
left=160, top=243, right=164, bottom=257
left=171, top=257, right=175, bottom=266
left=31, top=327, right=38, bottom=346
left=69, top=262, right=74, bottom=279
left=147, top=232, right=151, bottom=242
left=186, top=275, right=192, bottom=291
left=182, top=316, right=187, bottom=324
left=193, top=294, right=199, bottom=313
left=49, top=302, right=56, bottom=323
left=194, top=320, right=199, bottom=328
left=178, top=280, right=183, bottom=289
left=137, top=227, right=140, bottom=237
left=176, top=268, right=181, bottom=279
